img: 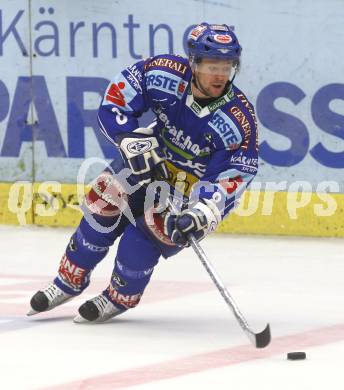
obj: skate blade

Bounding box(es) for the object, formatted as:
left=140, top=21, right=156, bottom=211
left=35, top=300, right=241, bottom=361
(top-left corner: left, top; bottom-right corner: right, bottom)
left=73, top=314, right=117, bottom=324
left=73, top=314, right=109, bottom=324
left=27, top=308, right=39, bottom=316
left=73, top=314, right=94, bottom=324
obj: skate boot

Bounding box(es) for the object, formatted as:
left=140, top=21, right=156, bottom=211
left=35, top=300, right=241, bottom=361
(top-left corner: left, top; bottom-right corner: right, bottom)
left=27, top=282, right=74, bottom=316
left=73, top=293, right=126, bottom=323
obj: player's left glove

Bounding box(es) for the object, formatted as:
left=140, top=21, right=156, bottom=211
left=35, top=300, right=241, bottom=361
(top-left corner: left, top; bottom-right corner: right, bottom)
left=115, top=127, right=169, bottom=185
left=164, top=200, right=221, bottom=246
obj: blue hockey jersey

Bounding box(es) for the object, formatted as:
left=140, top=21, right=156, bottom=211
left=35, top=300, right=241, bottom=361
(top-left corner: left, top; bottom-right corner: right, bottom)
left=97, top=54, right=258, bottom=220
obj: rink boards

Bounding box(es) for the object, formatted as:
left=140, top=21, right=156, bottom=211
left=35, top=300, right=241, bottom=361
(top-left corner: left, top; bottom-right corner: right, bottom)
left=1, top=182, right=344, bottom=237
left=0, top=0, right=343, bottom=236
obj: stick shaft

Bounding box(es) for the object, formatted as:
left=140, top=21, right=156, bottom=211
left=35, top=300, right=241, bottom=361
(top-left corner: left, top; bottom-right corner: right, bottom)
left=166, top=197, right=270, bottom=347
left=188, top=234, right=253, bottom=336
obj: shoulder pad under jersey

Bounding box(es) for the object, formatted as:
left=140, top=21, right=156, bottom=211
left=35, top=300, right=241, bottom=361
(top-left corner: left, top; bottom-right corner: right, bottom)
left=144, top=54, right=191, bottom=100
left=144, top=54, right=190, bottom=78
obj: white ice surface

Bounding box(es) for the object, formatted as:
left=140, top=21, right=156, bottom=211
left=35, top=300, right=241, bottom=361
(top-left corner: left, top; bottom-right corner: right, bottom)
left=1, top=225, right=344, bottom=390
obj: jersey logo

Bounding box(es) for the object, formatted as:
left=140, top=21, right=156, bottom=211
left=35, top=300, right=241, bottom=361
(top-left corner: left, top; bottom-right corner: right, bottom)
left=103, top=73, right=138, bottom=111
left=235, top=93, right=258, bottom=152
left=144, top=57, right=188, bottom=75
left=146, top=70, right=187, bottom=99
left=158, top=112, right=211, bottom=160
left=209, top=110, right=242, bottom=147
left=106, top=82, right=126, bottom=107
left=127, top=140, right=152, bottom=154
left=230, top=152, right=258, bottom=174
left=178, top=82, right=186, bottom=94
left=219, top=175, right=243, bottom=195
left=229, top=106, right=251, bottom=150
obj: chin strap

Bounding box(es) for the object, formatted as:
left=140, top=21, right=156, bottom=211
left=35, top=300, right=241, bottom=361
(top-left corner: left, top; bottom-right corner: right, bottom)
left=192, top=73, right=213, bottom=97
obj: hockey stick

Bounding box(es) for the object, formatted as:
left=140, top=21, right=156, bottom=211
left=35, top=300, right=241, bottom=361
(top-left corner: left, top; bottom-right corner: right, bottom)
left=166, top=197, right=271, bottom=348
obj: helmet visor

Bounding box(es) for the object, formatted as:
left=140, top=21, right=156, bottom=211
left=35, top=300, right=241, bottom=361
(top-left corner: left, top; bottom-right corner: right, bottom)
left=194, top=59, right=235, bottom=76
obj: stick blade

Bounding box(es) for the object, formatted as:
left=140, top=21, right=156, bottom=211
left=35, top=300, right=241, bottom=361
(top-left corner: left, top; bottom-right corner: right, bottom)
left=254, top=323, right=271, bottom=348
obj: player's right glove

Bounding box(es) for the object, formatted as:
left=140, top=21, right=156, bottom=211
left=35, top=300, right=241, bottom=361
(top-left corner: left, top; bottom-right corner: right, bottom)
left=164, top=200, right=221, bottom=246
left=115, top=128, right=169, bottom=185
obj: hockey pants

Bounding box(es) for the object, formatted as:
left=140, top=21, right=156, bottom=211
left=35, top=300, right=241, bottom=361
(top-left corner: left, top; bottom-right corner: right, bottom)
left=54, top=152, right=182, bottom=311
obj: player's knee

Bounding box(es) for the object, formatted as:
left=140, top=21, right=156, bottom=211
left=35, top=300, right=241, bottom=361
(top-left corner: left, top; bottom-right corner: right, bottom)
left=68, top=228, right=110, bottom=257
left=114, top=257, right=155, bottom=284
left=85, top=171, right=128, bottom=217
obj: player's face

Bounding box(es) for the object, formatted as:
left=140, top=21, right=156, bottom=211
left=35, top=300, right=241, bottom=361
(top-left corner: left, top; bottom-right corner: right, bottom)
left=194, top=58, right=233, bottom=98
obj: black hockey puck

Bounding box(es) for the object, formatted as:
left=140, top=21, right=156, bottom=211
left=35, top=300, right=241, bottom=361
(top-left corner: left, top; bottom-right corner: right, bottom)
left=287, top=352, right=306, bottom=360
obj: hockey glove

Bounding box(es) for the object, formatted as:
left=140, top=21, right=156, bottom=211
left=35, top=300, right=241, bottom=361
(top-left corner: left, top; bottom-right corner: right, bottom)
left=115, top=128, right=168, bottom=185
left=164, top=200, right=221, bottom=246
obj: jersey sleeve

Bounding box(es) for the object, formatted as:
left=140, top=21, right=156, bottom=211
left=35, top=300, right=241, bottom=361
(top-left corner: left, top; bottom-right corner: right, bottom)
left=190, top=107, right=259, bottom=220
left=97, top=60, right=150, bottom=145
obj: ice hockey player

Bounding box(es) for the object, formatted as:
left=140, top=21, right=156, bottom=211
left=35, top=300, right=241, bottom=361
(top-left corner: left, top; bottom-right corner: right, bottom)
left=28, top=22, right=258, bottom=323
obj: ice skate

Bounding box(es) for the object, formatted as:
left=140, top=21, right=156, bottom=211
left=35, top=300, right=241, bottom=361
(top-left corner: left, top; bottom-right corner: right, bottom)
left=27, top=282, right=74, bottom=316
left=73, top=293, right=125, bottom=323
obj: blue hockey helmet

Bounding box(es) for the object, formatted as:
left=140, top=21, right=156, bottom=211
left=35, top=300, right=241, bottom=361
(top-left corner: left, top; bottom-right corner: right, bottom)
left=187, top=22, right=242, bottom=66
